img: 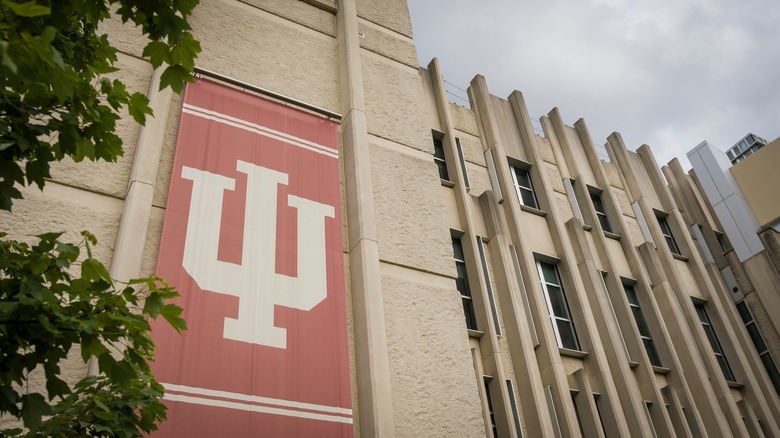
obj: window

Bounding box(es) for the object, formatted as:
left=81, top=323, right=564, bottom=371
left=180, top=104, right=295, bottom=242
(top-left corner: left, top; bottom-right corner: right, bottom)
left=643, top=401, right=659, bottom=438
left=455, top=137, right=470, bottom=189
left=510, top=164, right=538, bottom=209
left=736, top=301, right=780, bottom=394
left=694, top=302, right=735, bottom=382
left=476, top=237, right=501, bottom=335
left=452, top=236, right=478, bottom=330
left=571, top=391, right=586, bottom=437
left=506, top=380, right=524, bottom=437
left=624, top=284, right=662, bottom=367
left=484, top=377, right=498, bottom=438
left=590, top=191, right=612, bottom=233
left=536, top=261, right=579, bottom=350
left=433, top=134, right=449, bottom=181
left=657, top=215, right=681, bottom=255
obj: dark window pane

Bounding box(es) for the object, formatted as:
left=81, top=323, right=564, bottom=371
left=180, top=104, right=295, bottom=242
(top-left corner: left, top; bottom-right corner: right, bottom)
left=547, top=286, right=568, bottom=318
left=521, top=188, right=537, bottom=208
left=717, top=355, right=735, bottom=382
left=515, top=167, right=531, bottom=187
left=747, top=324, right=767, bottom=353
left=598, top=213, right=612, bottom=233
left=760, top=354, right=780, bottom=395
left=736, top=301, right=752, bottom=323
left=452, top=237, right=464, bottom=260
left=631, top=307, right=653, bottom=337
left=436, top=160, right=449, bottom=180
left=463, top=298, right=477, bottom=330
left=624, top=285, right=639, bottom=305
left=541, top=262, right=559, bottom=285
left=433, top=138, right=445, bottom=158
left=643, top=338, right=663, bottom=367
left=558, top=320, right=579, bottom=350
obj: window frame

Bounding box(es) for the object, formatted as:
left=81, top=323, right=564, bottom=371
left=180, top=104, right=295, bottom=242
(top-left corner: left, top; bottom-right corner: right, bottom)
left=452, top=235, right=478, bottom=331
left=509, top=160, right=539, bottom=209
left=589, top=189, right=613, bottom=233
left=432, top=131, right=450, bottom=182
left=624, top=283, right=663, bottom=367
left=656, top=214, right=681, bottom=255
left=536, top=260, right=580, bottom=351
left=736, top=300, right=780, bottom=394
left=694, top=301, right=736, bottom=382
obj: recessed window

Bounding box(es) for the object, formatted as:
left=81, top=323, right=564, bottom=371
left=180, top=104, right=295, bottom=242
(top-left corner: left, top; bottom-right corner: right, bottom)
left=736, top=301, right=780, bottom=394
left=452, top=236, right=477, bottom=330
left=590, top=191, right=612, bottom=233
left=694, top=302, right=735, bottom=382
left=624, top=284, right=662, bottom=367
left=433, top=134, right=450, bottom=181
left=506, top=380, right=524, bottom=437
left=484, top=377, right=497, bottom=438
left=536, top=261, right=579, bottom=350
left=510, top=164, right=539, bottom=209
left=657, top=215, right=681, bottom=255
left=455, top=137, right=470, bottom=189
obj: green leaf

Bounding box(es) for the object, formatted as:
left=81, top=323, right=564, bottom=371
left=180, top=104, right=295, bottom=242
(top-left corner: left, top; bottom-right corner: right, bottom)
left=128, top=92, right=152, bottom=125
left=142, top=41, right=169, bottom=68
left=81, top=258, right=111, bottom=283
left=20, top=393, right=51, bottom=429
left=159, top=64, right=192, bottom=93
left=2, top=0, right=51, bottom=17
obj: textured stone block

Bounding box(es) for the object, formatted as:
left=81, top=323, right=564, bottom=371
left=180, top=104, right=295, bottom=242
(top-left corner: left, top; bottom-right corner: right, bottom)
left=358, top=21, right=417, bottom=68
left=362, top=54, right=430, bottom=153
left=356, top=0, right=413, bottom=38
left=190, top=0, right=339, bottom=112
left=450, top=103, right=479, bottom=137
left=370, top=142, right=452, bottom=276
left=381, top=267, right=485, bottom=437
left=603, top=161, right=624, bottom=189
left=538, top=135, right=557, bottom=164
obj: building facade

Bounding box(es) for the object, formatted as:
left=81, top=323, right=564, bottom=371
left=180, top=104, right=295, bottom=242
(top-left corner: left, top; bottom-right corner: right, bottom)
left=2, top=0, right=779, bottom=436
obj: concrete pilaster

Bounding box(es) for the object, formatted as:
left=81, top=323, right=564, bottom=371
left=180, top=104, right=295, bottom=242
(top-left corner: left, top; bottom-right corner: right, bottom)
left=337, top=1, right=395, bottom=435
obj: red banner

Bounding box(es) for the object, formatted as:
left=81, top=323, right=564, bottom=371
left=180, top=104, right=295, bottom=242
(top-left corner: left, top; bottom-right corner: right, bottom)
left=150, top=79, right=351, bottom=437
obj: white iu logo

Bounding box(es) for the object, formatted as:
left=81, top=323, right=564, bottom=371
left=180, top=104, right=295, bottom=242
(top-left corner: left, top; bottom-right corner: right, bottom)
left=180, top=160, right=335, bottom=349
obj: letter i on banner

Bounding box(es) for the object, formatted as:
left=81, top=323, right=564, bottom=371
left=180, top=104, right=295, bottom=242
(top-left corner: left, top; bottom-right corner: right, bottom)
left=150, top=78, right=352, bottom=437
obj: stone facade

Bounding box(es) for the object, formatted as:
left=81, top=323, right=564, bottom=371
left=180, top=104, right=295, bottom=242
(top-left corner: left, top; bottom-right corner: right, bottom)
left=2, top=0, right=779, bottom=436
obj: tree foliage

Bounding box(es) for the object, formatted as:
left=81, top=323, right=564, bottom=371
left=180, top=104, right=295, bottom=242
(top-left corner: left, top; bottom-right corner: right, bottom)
left=0, top=0, right=200, bottom=435
left=0, top=232, right=186, bottom=436
left=0, top=0, right=200, bottom=211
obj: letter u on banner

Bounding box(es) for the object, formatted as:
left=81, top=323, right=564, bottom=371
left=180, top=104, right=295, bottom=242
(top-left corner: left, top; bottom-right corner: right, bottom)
left=150, top=78, right=352, bottom=437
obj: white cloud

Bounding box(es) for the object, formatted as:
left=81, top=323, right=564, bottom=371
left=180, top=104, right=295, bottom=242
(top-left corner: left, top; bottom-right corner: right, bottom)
left=408, top=0, right=780, bottom=169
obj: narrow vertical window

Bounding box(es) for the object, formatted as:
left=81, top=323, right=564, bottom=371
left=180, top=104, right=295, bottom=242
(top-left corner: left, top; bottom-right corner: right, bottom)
left=476, top=236, right=501, bottom=335
left=510, top=164, right=538, bottom=209
left=433, top=134, right=449, bottom=181
left=536, top=261, right=580, bottom=350
left=452, top=236, right=478, bottom=330
left=506, top=380, right=524, bottom=437
left=570, top=391, right=585, bottom=437
left=484, top=377, right=498, bottom=438
left=736, top=301, right=780, bottom=393
left=657, top=215, right=681, bottom=255
left=644, top=401, right=659, bottom=438
left=455, top=137, right=470, bottom=189
left=624, top=284, right=663, bottom=367
left=694, top=302, right=735, bottom=382
left=590, top=191, right=612, bottom=233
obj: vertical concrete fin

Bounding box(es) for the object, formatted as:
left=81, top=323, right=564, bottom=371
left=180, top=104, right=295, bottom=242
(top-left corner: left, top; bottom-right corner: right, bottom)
left=110, top=66, right=173, bottom=283
left=337, top=1, right=395, bottom=435
left=606, top=132, right=642, bottom=203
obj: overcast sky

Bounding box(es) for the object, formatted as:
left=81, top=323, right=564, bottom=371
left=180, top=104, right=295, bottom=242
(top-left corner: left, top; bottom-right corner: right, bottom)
left=407, top=0, right=779, bottom=169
